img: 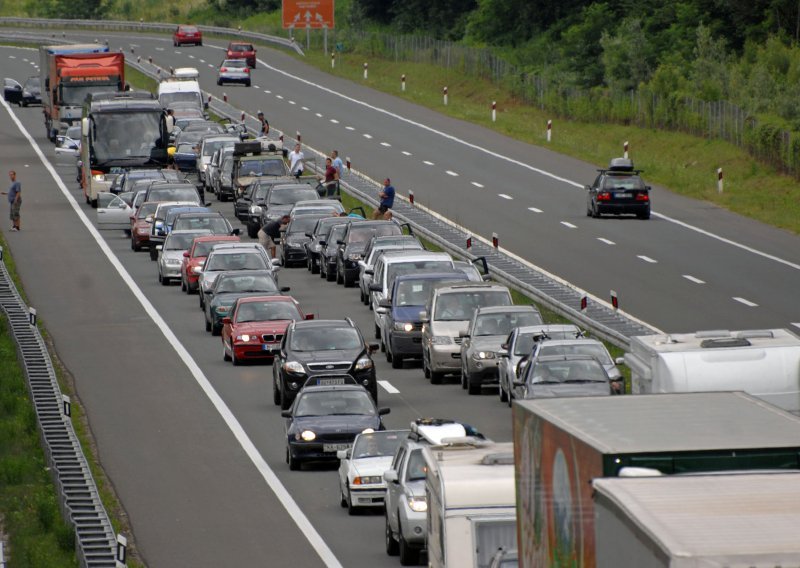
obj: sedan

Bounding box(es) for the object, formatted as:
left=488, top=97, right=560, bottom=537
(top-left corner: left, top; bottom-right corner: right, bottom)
left=204, top=270, right=288, bottom=335
left=282, top=385, right=390, bottom=471
left=512, top=354, right=614, bottom=400
left=217, top=59, right=251, bottom=87
left=586, top=158, right=651, bottom=219
left=337, top=430, right=409, bottom=514
left=173, top=24, right=203, bottom=46
left=226, top=41, right=256, bottom=68
left=280, top=214, right=326, bottom=268
left=157, top=230, right=210, bottom=286
left=181, top=235, right=241, bottom=294
left=221, top=295, right=309, bottom=365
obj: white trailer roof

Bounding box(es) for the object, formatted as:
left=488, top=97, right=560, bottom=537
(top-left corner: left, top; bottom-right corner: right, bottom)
left=631, top=328, right=800, bottom=352
left=594, top=473, right=800, bottom=564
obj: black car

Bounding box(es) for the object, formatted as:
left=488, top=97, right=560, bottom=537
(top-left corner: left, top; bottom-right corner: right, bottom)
left=238, top=177, right=297, bottom=236
left=586, top=158, right=651, bottom=219
left=142, top=181, right=203, bottom=205
left=282, top=384, right=389, bottom=470
left=257, top=184, right=320, bottom=227
left=319, top=222, right=357, bottom=282
left=335, top=220, right=403, bottom=288
left=273, top=319, right=379, bottom=410
left=280, top=214, right=326, bottom=268
left=203, top=270, right=287, bottom=335
left=3, top=76, right=40, bottom=106
left=173, top=143, right=199, bottom=173
left=305, top=216, right=355, bottom=274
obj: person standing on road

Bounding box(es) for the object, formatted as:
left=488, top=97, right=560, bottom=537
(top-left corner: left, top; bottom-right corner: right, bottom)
left=331, top=150, right=344, bottom=178
left=165, top=109, right=176, bottom=134
left=257, top=110, right=269, bottom=136
left=259, top=214, right=290, bottom=258
left=373, top=178, right=395, bottom=220
left=2, top=171, right=22, bottom=231
left=319, top=157, right=339, bottom=198
left=289, top=143, right=305, bottom=179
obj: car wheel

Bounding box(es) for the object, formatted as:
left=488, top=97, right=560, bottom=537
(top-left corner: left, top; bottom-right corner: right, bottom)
left=211, top=323, right=221, bottom=337
left=385, top=515, right=399, bottom=556
left=340, top=487, right=348, bottom=508
left=336, top=264, right=344, bottom=285
left=370, top=387, right=378, bottom=406
left=637, top=210, right=651, bottom=220
left=461, top=366, right=468, bottom=389
left=592, top=203, right=601, bottom=218
left=311, top=259, right=320, bottom=274
left=205, top=317, right=211, bottom=332
left=398, top=522, right=419, bottom=566
left=391, top=354, right=404, bottom=369
left=149, top=247, right=158, bottom=261
left=499, top=382, right=508, bottom=402
left=217, top=79, right=222, bottom=86
left=374, top=324, right=381, bottom=340
left=21, top=100, right=27, bottom=107
left=286, top=447, right=300, bottom=471
left=430, top=370, right=444, bottom=385
left=161, top=275, right=170, bottom=286
left=468, top=381, right=481, bottom=395
left=181, top=277, right=186, bottom=292
left=422, top=351, right=431, bottom=379
left=325, top=264, right=336, bottom=282
left=231, top=347, right=240, bottom=366
left=223, top=342, right=231, bottom=362
left=245, top=81, right=251, bottom=87
left=347, top=488, right=357, bottom=516
left=246, top=222, right=260, bottom=239
left=586, top=202, right=593, bottom=216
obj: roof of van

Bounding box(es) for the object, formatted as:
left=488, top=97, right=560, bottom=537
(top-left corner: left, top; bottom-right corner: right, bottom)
left=517, top=391, right=800, bottom=454
left=593, top=473, right=800, bottom=562
left=630, top=328, right=800, bottom=352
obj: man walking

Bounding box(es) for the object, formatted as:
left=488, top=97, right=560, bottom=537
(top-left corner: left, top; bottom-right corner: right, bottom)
left=289, top=143, right=305, bottom=179
left=331, top=150, right=344, bottom=178
left=373, top=178, right=395, bottom=220
left=2, top=171, right=21, bottom=231
left=257, top=110, right=269, bottom=136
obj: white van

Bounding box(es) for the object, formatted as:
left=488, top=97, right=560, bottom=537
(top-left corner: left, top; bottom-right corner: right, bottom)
left=158, top=72, right=203, bottom=112
left=625, top=328, right=800, bottom=414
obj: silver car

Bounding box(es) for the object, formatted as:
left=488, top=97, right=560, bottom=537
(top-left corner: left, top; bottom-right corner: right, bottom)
left=512, top=354, right=614, bottom=400
left=217, top=59, right=251, bottom=87
left=198, top=243, right=280, bottom=310
left=157, top=230, right=211, bottom=285
left=524, top=338, right=623, bottom=388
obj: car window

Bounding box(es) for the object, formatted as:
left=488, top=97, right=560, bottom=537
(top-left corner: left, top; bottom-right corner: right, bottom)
left=164, top=233, right=198, bottom=250
left=294, top=391, right=374, bottom=417
left=434, top=290, right=512, bottom=321
left=352, top=432, right=405, bottom=458
left=603, top=176, right=644, bottom=190
left=289, top=327, right=362, bottom=351
left=268, top=188, right=318, bottom=205
left=405, top=450, right=427, bottom=481
left=235, top=301, right=300, bottom=323
left=137, top=203, right=158, bottom=219
left=207, top=253, right=267, bottom=271
left=528, top=359, right=607, bottom=384
left=392, top=447, right=406, bottom=471
left=539, top=343, right=611, bottom=365
left=473, top=311, right=543, bottom=336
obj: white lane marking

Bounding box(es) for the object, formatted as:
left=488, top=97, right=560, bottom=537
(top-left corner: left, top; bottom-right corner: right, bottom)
left=255, top=56, right=800, bottom=273
left=401, top=151, right=412, bottom=156
left=363, top=133, right=373, bottom=139
left=597, top=238, right=615, bottom=245
left=199, top=59, right=206, bottom=63
left=208, top=64, right=214, bottom=68
left=380, top=142, right=391, bottom=147
left=300, top=105, right=308, bottom=110
left=289, top=101, right=296, bottom=105
left=683, top=274, right=705, bottom=284
left=264, top=90, right=272, bottom=94
left=9, top=55, right=16, bottom=59
left=253, top=85, right=260, bottom=89
left=276, top=95, right=284, bottom=99
left=637, top=255, right=657, bottom=263
left=345, top=126, right=355, bottom=131
left=315, top=112, right=323, bottom=117
left=0, top=98, right=344, bottom=568
left=528, top=207, right=542, bottom=213
left=175, top=51, right=182, bottom=54
left=423, top=160, right=434, bottom=166
left=445, top=170, right=458, bottom=177
left=471, top=182, right=484, bottom=188
left=561, top=221, right=577, bottom=229
left=155, top=47, right=164, bottom=51
left=733, top=297, right=759, bottom=307
left=188, top=54, right=195, bottom=59
left=378, top=380, right=399, bottom=394
left=498, top=194, right=513, bottom=200
left=22, top=58, right=28, bottom=62
left=329, top=118, right=338, bottom=123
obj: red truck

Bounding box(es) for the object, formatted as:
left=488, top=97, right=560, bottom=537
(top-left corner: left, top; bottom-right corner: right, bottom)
left=40, top=44, right=124, bottom=141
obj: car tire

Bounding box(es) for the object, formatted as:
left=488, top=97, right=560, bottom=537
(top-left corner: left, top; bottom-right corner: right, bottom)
left=343, top=271, right=354, bottom=288
left=370, top=387, right=378, bottom=406
left=223, top=342, right=231, bottom=362
left=231, top=347, right=240, bottom=366
left=211, top=323, right=221, bottom=337
left=637, top=210, right=651, bottom=220
left=468, top=381, right=481, bottom=395
left=149, top=247, right=158, bottom=261
left=422, top=351, right=431, bottom=379
left=286, top=447, right=300, bottom=471
left=325, top=265, right=336, bottom=282
left=245, top=81, right=251, bottom=87
left=340, top=488, right=348, bottom=508
left=592, top=204, right=601, bottom=218
left=398, top=523, right=419, bottom=566
left=280, top=384, right=292, bottom=410
left=160, top=274, right=170, bottom=286
left=311, top=259, right=320, bottom=274
left=205, top=317, right=211, bottom=332
left=91, top=198, right=98, bottom=209
left=391, top=354, right=404, bottom=369
left=385, top=515, right=399, bottom=556
left=346, top=488, right=357, bottom=516
left=181, top=277, right=186, bottom=292
left=336, top=264, right=344, bottom=285
left=374, top=324, right=381, bottom=340
left=461, top=366, right=468, bottom=389
left=217, top=79, right=222, bottom=86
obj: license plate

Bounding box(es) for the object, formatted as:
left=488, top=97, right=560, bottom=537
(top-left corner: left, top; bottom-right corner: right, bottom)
left=615, top=192, right=632, bottom=199
left=324, top=443, right=350, bottom=453
left=261, top=343, right=279, bottom=351
left=317, top=377, right=345, bottom=385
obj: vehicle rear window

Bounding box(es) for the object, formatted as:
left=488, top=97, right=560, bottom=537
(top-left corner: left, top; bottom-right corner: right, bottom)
left=230, top=44, right=253, bottom=52
left=193, top=239, right=234, bottom=257
left=290, top=327, right=362, bottom=351
left=473, top=311, right=544, bottom=336
left=434, top=291, right=512, bottom=321
left=234, top=300, right=301, bottom=323
left=349, top=224, right=401, bottom=243
left=148, top=188, right=199, bottom=203
left=603, top=176, right=644, bottom=190
left=207, top=252, right=267, bottom=271
left=294, top=390, right=374, bottom=417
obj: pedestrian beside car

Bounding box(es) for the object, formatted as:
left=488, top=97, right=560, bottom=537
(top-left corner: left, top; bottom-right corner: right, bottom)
left=257, top=110, right=269, bottom=136
left=2, top=171, right=22, bottom=231
left=318, top=157, right=339, bottom=198
left=289, top=143, right=305, bottom=179
left=166, top=108, right=176, bottom=134
left=259, top=214, right=290, bottom=257
left=373, top=178, right=395, bottom=220
left=331, top=150, right=344, bottom=178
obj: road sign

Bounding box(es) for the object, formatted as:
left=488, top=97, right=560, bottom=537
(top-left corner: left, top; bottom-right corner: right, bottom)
left=282, top=0, right=334, bottom=29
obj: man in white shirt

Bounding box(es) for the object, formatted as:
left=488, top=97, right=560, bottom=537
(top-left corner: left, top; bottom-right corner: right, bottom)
left=289, top=143, right=305, bottom=179
left=331, top=149, right=344, bottom=178
left=165, top=109, right=175, bottom=134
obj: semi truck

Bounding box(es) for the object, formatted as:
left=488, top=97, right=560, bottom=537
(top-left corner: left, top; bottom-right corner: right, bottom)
left=512, top=392, right=800, bottom=568
left=423, top=440, right=517, bottom=568
left=81, top=92, right=168, bottom=207
left=625, top=328, right=800, bottom=414
left=593, top=472, right=800, bottom=567
left=39, top=44, right=123, bottom=141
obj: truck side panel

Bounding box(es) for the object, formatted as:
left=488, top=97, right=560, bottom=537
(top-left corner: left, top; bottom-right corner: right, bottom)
left=594, top=491, right=669, bottom=568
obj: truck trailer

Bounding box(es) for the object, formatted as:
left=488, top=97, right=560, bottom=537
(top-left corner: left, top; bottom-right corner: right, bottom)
left=424, top=440, right=517, bottom=568
left=39, top=44, right=123, bottom=141
left=625, top=328, right=800, bottom=414
left=593, top=473, right=800, bottom=567
left=512, top=392, right=800, bottom=568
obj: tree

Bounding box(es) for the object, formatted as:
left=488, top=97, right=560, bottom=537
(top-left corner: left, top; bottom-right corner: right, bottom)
left=600, top=17, right=651, bottom=90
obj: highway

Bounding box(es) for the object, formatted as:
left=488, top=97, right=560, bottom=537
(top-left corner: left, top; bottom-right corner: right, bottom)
left=0, top=29, right=799, bottom=566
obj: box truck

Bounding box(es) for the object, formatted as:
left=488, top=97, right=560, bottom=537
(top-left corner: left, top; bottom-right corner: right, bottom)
left=424, top=440, right=517, bottom=568
left=625, top=328, right=800, bottom=414
left=512, top=392, right=800, bottom=568
left=593, top=472, right=800, bottom=567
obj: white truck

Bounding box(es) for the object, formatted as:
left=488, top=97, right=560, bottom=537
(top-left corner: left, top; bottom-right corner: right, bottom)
left=625, top=328, right=800, bottom=414
left=593, top=472, right=800, bottom=567
left=157, top=68, right=204, bottom=113
left=423, top=440, right=517, bottom=568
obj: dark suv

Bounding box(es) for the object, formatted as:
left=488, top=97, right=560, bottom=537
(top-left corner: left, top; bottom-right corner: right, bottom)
left=335, top=220, right=403, bottom=287
left=272, top=319, right=379, bottom=409
left=586, top=157, right=651, bottom=219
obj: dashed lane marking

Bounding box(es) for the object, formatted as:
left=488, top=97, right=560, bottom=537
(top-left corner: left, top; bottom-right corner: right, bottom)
left=597, top=238, right=615, bottom=245
left=637, top=255, right=657, bottom=263
left=561, top=221, right=577, bottom=228
left=683, top=275, right=705, bottom=284
left=498, top=194, right=513, bottom=200
left=378, top=380, right=400, bottom=394
left=733, top=297, right=758, bottom=307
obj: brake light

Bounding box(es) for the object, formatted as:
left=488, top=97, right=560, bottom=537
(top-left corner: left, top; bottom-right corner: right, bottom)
left=227, top=51, right=233, bottom=57
left=597, top=192, right=611, bottom=201
left=635, top=193, right=650, bottom=201
left=220, top=67, right=227, bottom=72
left=244, top=68, right=249, bottom=73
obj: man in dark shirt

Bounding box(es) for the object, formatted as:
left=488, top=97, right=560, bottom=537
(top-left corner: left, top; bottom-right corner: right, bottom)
left=320, top=157, right=339, bottom=198
left=260, top=214, right=289, bottom=257
left=373, top=178, right=395, bottom=219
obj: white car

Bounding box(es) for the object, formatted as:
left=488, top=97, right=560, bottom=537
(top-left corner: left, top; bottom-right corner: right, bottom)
left=337, top=429, right=409, bottom=515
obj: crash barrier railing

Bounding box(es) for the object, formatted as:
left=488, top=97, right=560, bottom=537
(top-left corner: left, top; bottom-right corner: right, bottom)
left=0, top=29, right=659, bottom=348
left=0, top=253, right=118, bottom=567
left=0, top=16, right=304, bottom=56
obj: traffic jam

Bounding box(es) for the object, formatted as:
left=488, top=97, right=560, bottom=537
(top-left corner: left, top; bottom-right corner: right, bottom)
left=13, top=36, right=800, bottom=568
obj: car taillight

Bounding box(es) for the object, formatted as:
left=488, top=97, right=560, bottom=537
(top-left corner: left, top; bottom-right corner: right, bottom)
left=597, top=192, right=611, bottom=201
left=227, top=51, right=233, bottom=56
left=635, top=193, right=650, bottom=201
left=220, top=67, right=227, bottom=72
left=244, top=68, right=249, bottom=73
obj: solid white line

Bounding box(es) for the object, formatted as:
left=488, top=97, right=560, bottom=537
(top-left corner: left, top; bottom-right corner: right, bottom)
left=0, top=98, right=344, bottom=568
left=471, top=182, right=484, bottom=188
left=380, top=142, right=391, bottom=147
left=255, top=55, right=800, bottom=273
left=498, top=194, right=513, bottom=200
left=683, top=274, right=705, bottom=284
left=445, top=170, right=459, bottom=177
left=733, top=297, right=759, bottom=307
left=423, top=160, right=434, bottom=166
left=401, top=151, right=412, bottom=156
left=561, top=221, right=577, bottom=229
left=363, top=133, right=372, bottom=139
left=637, top=255, right=657, bottom=263
left=378, top=380, right=400, bottom=394
left=597, top=238, right=615, bottom=245
left=528, top=207, right=542, bottom=213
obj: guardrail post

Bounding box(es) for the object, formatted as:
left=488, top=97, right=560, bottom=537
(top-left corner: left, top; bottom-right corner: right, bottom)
left=580, top=296, right=587, bottom=311
left=466, top=236, right=473, bottom=251
left=296, top=130, right=301, bottom=143
left=331, top=51, right=335, bottom=69
left=116, top=534, right=127, bottom=566
left=346, top=156, right=351, bottom=171
left=62, top=394, right=71, bottom=417
left=717, top=168, right=723, bottom=194
left=29, top=307, right=37, bottom=326
left=623, top=141, right=629, bottom=159
left=408, top=190, right=414, bottom=205
left=611, top=290, right=619, bottom=310
left=492, top=232, right=499, bottom=249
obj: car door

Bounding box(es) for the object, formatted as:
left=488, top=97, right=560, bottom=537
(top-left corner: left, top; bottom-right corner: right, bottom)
left=96, top=194, right=132, bottom=230
left=3, top=78, right=22, bottom=104
left=386, top=446, right=407, bottom=532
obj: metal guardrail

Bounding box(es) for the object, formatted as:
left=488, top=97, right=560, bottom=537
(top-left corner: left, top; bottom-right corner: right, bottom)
left=0, top=256, right=117, bottom=567
left=0, top=16, right=304, bottom=56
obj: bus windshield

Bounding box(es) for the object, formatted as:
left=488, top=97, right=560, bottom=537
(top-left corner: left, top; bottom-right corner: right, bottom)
left=91, top=112, right=162, bottom=163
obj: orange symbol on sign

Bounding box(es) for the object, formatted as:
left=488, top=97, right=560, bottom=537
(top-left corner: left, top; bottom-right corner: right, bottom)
left=282, top=0, right=334, bottom=29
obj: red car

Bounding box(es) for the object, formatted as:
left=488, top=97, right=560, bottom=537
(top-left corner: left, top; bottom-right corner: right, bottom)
left=181, top=234, right=240, bottom=293
left=221, top=296, right=311, bottom=365
left=226, top=42, right=256, bottom=68
left=130, top=202, right=159, bottom=252
left=174, top=25, right=203, bottom=47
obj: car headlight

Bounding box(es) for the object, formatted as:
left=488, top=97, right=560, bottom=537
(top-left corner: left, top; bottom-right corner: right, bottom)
left=394, top=322, right=414, bottom=332
left=299, top=430, right=316, bottom=441
left=354, top=357, right=373, bottom=371
left=407, top=497, right=428, bottom=513
left=213, top=305, right=230, bottom=315
left=286, top=242, right=302, bottom=249
left=362, top=428, right=375, bottom=434
left=430, top=336, right=452, bottom=345
left=192, top=266, right=203, bottom=274
left=473, top=351, right=496, bottom=360
left=249, top=205, right=262, bottom=215
left=282, top=361, right=305, bottom=374
left=235, top=334, right=252, bottom=342
left=93, top=173, right=105, bottom=181
left=353, top=476, right=383, bottom=485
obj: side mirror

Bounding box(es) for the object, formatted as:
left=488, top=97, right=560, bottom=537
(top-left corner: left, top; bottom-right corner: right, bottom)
left=500, top=343, right=509, bottom=350
left=419, top=310, right=429, bottom=323
left=280, top=410, right=292, bottom=418
left=364, top=268, right=374, bottom=276
left=375, top=307, right=387, bottom=315
left=145, top=215, right=153, bottom=223
left=615, top=357, right=625, bottom=365
left=378, top=299, right=391, bottom=308
left=304, top=314, right=315, bottom=320
left=336, top=240, right=344, bottom=245
left=271, top=258, right=282, bottom=267
left=183, top=251, right=190, bottom=258
left=336, top=449, right=351, bottom=460
left=357, top=260, right=367, bottom=269
left=305, top=233, right=313, bottom=238
left=222, top=317, right=231, bottom=324
left=230, top=228, right=241, bottom=236
left=319, top=240, right=327, bottom=247
left=378, top=407, right=391, bottom=416
left=280, top=286, right=291, bottom=292
left=383, top=470, right=398, bottom=484
left=368, top=342, right=379, bottom=353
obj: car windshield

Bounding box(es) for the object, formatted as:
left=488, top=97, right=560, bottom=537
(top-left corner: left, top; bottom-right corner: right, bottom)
left=287, top=216, right=320, bottom=234
left=387, top=261, right=452, bottom=289
left=406, top=450, right=427, bottom=481
left=434, top=291, right=512, bottom=321
left=394, top=278, right=461, bottom=307
left=215, top=274, right=278, bottom=294
left=193, top=239, right=235, bottom=257
left=173, top=216, right=229, bottom=233
left=148, top=188, right=199, bottom=203
left=238, top=159, right=287, bottom=178
left=180, top=26, right=198, bottom=33
left=160, top=91, right=202, bottom=108
left=203, top=139, right=235, bottom=156
left=165, top=233, right=200, bottom=250
left=538, top=343, right=612, bottom=365
left=137, top=203, right=158, bottom=219
left=349, top=225, right=400, bottom=243
left=326, top=226, right=347, bottom=246
left=268, top=188, right=318, bottom=205
left=222, top=59, right=247, bottom=69
left=91, top=112, right=161, bottom=161
left=603, top=175, right=645, bottom=190
left=234, top=301, right=301, bottom=323
left=290, top=327, right=362, bottom=351
left=529, top=359, right=608, bottom=384
left=352, top=432, right=405, bottom=458
left=294, top=390, right=374, bottom=417
left=473, top=311, right=544, bottom=336
left=230, top=44, right=253, bottom=52
left=206, top=253, right=267, bottom=271
left=514, top=332, right=580, bottom=355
